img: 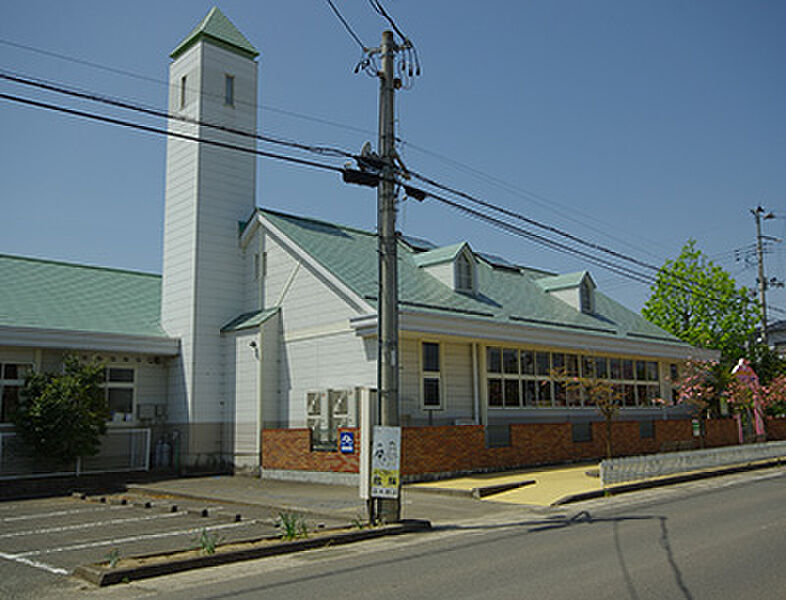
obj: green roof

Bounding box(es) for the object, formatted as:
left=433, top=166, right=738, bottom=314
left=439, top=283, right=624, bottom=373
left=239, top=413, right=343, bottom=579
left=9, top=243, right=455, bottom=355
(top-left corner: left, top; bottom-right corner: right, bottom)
left=412, top=242, right=469, bottom=267
left=222, top=307, right=280, bottom=332
left=0, top=254, right=166, bottom=338
left=171, top=7, right=259, bottom=60
left=537, top=271, right=593, bottom=292
left=260, top=209, right=685, bottom=344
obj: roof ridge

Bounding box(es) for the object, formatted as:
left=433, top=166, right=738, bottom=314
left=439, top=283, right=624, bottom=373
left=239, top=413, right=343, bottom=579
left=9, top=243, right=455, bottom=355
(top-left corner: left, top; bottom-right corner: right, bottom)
left=259, top=207, right=379, bottom=240
left=0, top=253, right=161, bottom=279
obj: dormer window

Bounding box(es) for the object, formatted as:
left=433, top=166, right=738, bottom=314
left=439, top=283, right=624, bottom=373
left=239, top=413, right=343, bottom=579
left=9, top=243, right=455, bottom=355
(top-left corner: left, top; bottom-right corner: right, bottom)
left=538, top=270, right=596, bottom=314
left=456, top=252, right=474, bottom=294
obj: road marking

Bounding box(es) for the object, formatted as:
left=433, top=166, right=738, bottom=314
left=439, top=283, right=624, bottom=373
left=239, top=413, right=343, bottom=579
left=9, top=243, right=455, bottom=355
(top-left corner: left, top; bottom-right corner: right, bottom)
left=17, top=519, right=261, bottom=557
left=0, top=505, right=129, bottom=523
left=0, top=550, right=68, bottom=575
left=0, top=511, right=187, bottom=539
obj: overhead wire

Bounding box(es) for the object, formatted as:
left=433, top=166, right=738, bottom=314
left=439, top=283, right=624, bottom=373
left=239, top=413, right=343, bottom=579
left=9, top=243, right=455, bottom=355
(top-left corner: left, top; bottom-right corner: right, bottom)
left=0, top=70, right=355, bottom=160
left=0, top=92, right=344, bottom=175
left=0, top=65, right=768, bottom=320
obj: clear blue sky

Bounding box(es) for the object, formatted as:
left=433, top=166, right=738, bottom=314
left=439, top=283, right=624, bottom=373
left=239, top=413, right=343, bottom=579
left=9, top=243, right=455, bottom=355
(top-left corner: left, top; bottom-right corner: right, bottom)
left=1, top=0, right=784, bottom=317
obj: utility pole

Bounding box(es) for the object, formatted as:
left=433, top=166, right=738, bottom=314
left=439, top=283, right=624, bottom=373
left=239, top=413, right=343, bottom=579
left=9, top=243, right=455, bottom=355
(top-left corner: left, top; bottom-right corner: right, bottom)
left=375, top=29, right=401, bottom=523
left=751, top=206, right=775, bottom=345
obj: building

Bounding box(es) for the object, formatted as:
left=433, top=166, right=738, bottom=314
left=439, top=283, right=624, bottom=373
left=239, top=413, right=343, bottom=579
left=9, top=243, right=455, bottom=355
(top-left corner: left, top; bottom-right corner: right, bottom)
left=0, top=8, right=718, bottom=481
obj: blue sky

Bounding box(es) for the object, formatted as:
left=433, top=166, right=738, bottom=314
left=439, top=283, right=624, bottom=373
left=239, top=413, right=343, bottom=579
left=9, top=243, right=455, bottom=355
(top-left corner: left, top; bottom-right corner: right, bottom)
left=1, top=0, right=784, bottom=317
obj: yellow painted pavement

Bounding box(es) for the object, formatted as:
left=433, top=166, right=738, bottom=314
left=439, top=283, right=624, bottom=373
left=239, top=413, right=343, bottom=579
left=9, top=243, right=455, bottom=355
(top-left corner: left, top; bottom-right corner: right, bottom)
left=410, top=463, right=603, bottom=506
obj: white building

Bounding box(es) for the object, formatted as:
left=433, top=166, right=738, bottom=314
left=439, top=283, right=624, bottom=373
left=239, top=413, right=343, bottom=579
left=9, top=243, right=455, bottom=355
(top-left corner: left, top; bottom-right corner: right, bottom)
left=0, top=8, right=716, bottom=478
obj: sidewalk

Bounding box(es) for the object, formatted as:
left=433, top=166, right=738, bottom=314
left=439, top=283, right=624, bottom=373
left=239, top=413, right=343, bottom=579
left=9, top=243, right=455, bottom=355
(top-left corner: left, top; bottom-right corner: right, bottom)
left=126, top=457, right=785, bottom=523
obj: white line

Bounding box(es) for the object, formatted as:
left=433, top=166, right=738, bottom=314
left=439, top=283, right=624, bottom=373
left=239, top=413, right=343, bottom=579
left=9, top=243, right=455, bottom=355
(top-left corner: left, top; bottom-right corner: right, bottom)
left=0, top=511, right=186, bottom=539
left=0, top=550, right=68, bottom=575
left=18, top=519, right=260, bottom=557
left=0, top=505, right=129, bottom=523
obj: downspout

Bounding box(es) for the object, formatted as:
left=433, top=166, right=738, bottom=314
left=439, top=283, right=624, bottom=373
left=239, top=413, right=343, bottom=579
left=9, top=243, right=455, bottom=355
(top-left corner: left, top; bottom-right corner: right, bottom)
left=257, top=325, right=264, bottom=473
left=472, top=343, right=480, bottom=425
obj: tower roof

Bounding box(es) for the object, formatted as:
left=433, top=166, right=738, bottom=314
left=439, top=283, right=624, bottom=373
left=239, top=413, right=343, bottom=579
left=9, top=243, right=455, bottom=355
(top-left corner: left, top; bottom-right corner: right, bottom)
left=171, top=7, right=259, bottom=60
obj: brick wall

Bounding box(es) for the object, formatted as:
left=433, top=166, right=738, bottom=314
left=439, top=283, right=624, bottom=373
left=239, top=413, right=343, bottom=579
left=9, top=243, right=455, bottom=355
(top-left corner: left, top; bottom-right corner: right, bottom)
left=262, top=417, right=784, bottom=478
left=262, top=428, right=359, bottom=473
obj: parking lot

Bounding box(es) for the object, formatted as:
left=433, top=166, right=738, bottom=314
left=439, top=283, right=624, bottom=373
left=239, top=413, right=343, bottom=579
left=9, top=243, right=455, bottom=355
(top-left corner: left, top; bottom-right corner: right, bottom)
left=0, top=491, right=318, bottom=579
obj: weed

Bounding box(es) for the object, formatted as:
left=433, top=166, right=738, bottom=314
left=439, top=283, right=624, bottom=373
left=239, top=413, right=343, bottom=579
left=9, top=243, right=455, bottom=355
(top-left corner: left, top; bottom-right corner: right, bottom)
left=350, top=514, right=367, bottom=530
left=193, top=528, right=221, bottom=554
left=106, top=548, right=120, bottom=568
left=276, top=511, right=308, bottom=540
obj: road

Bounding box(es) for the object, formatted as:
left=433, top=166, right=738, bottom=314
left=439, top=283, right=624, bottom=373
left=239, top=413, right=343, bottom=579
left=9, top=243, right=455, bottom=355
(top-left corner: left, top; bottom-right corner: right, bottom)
left=8, top=467, right=786, bottom=600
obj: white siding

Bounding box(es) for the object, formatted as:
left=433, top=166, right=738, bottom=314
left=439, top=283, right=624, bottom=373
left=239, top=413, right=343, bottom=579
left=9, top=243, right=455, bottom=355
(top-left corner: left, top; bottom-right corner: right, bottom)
left=280, top=331, right=375, bottom=428
left=160, top=37, right=258, bottom=462
left=263, top=233, right=359, bottom=330
left=422, top=262, right=454, bottom=290
left=399, top=338, right=474, bottom=425
left=224, top=330, right=260, bottom=470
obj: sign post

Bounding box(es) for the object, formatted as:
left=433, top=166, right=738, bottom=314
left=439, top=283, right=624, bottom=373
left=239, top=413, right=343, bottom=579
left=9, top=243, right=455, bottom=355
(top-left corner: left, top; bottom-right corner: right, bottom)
left=370, top=425, right=401, bottom=505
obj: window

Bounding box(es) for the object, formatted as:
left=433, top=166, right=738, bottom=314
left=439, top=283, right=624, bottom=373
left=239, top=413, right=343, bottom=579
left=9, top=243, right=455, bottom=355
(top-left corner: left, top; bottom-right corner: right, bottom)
left=180, top=75, right=187, bottom=108
left=104, top=367, right=135, bottom=422
left=484, top=348, right=664, bottom=410
left=455, top=253, right=474, bottom=293
left=224, top=74, right=235, bottom=106
left=580, top=280, right=593, bottom=313
left=422, top=342, right=441, bottom=409
left=1, top=363, right=31, bottom=423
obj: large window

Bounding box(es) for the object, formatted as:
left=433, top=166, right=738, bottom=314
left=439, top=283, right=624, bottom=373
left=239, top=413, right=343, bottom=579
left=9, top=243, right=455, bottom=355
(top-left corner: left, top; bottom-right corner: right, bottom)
left=0, top=363, right=31, bottom=423
left=422, top=342, right=442, bottom=409
left=104, top=367, right=135, bottom=422
left=486, top=347, right=661, bottom=409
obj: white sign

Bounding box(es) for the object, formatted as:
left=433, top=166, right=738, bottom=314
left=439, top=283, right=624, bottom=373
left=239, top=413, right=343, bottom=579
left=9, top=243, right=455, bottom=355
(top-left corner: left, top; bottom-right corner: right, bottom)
left=370, top=425, right=401, bottom=499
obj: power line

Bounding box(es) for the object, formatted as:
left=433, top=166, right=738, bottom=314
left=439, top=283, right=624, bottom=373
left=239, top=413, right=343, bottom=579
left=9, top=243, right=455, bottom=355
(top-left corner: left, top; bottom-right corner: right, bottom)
left=325, top=0, right=368, bottom=51
left=0, top=92, right=344, bottom=176
left=0, top=68, right=762, bottom=318
left=0, top=36, right=377, bottom=138
left=0, top=70, right=355, bottom=160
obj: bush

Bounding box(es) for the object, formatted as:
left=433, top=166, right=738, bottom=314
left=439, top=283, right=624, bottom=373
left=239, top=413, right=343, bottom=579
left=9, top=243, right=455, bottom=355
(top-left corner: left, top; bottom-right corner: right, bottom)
left=13, top=354, right=109, bottom=464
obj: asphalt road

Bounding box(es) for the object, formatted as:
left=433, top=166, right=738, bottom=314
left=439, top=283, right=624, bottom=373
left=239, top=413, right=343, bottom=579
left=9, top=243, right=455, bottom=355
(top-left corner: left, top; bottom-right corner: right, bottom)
left=6, top=467, right=786, bottom=599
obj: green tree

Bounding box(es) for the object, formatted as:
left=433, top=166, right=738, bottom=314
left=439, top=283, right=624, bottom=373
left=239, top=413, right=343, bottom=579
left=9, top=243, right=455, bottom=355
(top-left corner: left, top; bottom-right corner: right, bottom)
left=14, top=355, right=109, bottom=464
left=642, top=240, right=759, bottom=362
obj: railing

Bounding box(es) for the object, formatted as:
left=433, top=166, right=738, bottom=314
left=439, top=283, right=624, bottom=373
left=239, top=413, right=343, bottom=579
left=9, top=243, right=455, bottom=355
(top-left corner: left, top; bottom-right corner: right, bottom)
left=0, top=427, right=150, bottom=480
left=600, top=440, right=786, bottom=486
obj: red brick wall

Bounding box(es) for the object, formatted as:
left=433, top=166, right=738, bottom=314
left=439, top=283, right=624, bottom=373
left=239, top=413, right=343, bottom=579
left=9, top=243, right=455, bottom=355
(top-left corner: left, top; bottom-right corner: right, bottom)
left=262, top=418, right=776, bottom=478
left=704, top=419, right=739, bottom=447
left=766, top=417, right=786, bottom=440
left=262, top=428, right=359, bottom=473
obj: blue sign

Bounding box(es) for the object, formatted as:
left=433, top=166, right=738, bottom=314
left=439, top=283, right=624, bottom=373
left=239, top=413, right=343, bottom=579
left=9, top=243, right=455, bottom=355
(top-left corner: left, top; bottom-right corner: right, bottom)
left=339, top=431, right=355, bottom=454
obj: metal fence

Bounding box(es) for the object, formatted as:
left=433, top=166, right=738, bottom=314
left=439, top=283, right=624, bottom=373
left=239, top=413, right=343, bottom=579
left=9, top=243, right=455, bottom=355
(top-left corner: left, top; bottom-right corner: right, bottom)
left=600, top=440, right=786, bottom=486
left=0, top=428, right=150, bottom=480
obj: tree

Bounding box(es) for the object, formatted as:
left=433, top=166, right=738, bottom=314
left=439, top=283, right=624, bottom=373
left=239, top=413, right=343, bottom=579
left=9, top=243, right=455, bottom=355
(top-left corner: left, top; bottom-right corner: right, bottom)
left=14, top=355, right=109, bottom=464
left=762, top=375, right=786, bottom=418
left=552, top=367, right=623, bottom=459
left=642, top=240, right=759, bottom=362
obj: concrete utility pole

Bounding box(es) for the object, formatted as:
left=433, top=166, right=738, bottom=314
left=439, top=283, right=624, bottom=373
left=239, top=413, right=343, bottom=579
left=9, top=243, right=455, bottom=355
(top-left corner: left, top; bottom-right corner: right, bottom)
left=751, top=206, right=774, bottom=344
left=376, top=29, right=401, bottom=523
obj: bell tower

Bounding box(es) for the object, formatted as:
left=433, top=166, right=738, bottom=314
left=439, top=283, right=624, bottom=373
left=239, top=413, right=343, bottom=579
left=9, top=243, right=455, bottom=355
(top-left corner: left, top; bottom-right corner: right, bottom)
left=161, top=7, right=259, bottom=465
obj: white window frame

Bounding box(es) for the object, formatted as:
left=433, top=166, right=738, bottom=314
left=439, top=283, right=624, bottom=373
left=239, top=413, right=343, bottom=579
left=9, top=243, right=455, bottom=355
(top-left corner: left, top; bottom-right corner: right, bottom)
left=420, top=341, right=443, bottom=410
left=454, top=252, right=475, bottom=294
left=104, top=366, right=136, bottom=423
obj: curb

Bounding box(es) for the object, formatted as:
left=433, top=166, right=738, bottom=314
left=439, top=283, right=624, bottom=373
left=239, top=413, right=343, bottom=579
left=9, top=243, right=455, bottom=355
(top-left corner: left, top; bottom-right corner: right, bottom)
left=553, top=458, right=784, bottom=505
left=73, top=519, right=431, bottom=587
left=405, top=479, right=536, bottom=500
